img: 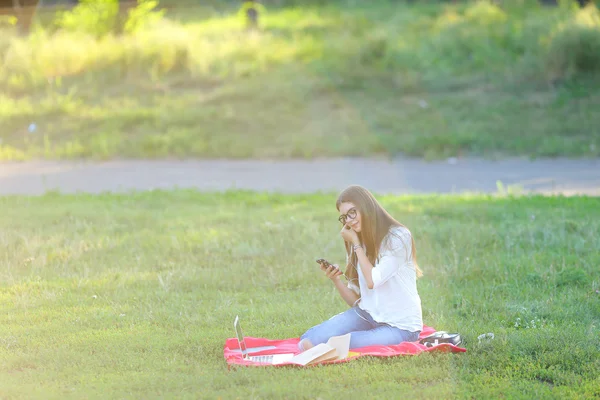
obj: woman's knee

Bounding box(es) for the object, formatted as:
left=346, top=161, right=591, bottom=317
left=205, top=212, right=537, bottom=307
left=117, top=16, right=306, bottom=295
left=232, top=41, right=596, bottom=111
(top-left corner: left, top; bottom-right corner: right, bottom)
left=299, top=308, right=367, bottom=348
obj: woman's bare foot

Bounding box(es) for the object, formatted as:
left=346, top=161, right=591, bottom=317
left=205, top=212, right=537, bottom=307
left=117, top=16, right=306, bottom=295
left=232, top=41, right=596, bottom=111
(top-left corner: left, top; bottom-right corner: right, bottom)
left=298, top=338, right=314, bottom=351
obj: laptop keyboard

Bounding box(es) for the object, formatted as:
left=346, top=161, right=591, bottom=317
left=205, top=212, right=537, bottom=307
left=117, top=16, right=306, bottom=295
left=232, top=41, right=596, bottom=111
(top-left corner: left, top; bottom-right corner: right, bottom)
left=248, top=355, right=273, bottom=363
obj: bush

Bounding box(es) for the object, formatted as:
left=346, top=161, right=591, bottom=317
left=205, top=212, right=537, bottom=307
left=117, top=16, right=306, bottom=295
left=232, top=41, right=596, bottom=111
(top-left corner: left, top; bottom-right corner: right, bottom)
left=123, top=0, right=165, bottom=34
left=55, top=0, right=120, bottom=38
left=54, top=0, right=164, bottom=38
left=419, top=2, right=536, bottom=73
left=546, top=5, right=600, bottom=79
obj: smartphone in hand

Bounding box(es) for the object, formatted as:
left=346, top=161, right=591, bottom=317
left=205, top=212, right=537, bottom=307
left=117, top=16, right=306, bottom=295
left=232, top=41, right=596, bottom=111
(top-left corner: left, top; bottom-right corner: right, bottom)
left=316, top=259, right=339, bottom=271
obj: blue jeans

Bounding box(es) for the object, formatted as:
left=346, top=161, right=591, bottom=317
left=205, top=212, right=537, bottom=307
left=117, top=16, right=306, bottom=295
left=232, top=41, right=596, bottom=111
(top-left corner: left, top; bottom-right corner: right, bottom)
left=300, top=306, right=421, bottom=350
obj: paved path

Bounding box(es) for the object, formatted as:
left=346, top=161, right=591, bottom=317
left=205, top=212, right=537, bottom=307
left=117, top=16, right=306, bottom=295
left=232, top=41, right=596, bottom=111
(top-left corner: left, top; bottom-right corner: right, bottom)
left=1, top=157, right=599, bottom=196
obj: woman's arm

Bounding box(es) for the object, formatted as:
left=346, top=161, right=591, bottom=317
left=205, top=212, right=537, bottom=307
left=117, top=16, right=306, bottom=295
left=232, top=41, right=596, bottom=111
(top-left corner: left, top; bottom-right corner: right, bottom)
left=332, top=275, right=360, bottom=307
left=353, top=247, right=375, bottom=289
left=320, top=262, right=360, bottom=307
left=353, top=230, right=412, bottom=290
left=340, top=225, right=377, bottom=289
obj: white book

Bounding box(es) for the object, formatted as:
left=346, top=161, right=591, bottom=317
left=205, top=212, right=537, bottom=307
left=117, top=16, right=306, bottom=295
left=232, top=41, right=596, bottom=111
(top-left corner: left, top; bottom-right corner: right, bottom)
left=287, top=333, right=351, bottom=366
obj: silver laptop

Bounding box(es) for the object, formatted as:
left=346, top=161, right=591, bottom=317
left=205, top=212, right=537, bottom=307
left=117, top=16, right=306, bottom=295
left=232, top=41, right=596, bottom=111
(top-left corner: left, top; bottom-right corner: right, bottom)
left=234, top=315, right=291, bottom=364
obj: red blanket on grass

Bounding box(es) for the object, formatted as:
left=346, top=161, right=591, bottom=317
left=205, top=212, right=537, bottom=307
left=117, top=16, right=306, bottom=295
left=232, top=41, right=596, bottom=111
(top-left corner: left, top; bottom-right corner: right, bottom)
left=224, top=325, right=466, bottom=367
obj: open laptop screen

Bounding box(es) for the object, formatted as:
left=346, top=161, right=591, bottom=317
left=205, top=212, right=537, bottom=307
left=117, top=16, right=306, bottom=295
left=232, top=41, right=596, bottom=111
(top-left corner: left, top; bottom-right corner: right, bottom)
left=233, top=316, right=277, bottom=357
left=234, top=315, right=249, bottom=359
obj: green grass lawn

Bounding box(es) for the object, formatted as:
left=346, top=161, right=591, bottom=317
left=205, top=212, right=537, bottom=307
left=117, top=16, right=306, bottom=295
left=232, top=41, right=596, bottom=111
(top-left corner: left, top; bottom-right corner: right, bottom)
left=0, top=191, right=599, bottom=398
left=1, top=1, right=600, bottom=161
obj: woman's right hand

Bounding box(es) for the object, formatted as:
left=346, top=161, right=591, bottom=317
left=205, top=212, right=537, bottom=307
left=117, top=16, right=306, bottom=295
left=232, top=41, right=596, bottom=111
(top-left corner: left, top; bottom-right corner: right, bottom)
left=320, top=262, right=343, bottom=280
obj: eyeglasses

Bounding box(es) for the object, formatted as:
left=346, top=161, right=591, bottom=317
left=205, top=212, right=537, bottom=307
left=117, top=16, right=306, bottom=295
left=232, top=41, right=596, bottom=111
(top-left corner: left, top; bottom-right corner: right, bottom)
left=338, top=208, right=357, bottom=225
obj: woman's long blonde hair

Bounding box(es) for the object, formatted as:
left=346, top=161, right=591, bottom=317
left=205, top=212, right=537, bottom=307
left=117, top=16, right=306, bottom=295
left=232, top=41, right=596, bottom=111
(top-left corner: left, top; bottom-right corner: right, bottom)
left=336, top=185, right=422, bottom=289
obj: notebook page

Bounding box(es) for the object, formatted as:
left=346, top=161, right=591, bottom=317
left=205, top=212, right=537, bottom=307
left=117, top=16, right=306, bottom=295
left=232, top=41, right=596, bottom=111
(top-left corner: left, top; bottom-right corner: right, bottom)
left=326, top=333, right=351, bottom=360
left=289, top=343, right=336, bottom=366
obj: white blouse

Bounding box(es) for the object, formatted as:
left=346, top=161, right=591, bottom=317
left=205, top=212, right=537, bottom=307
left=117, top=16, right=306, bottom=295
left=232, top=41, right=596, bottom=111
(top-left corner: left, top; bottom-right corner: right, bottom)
left=347, top=226, right=423, bottom=332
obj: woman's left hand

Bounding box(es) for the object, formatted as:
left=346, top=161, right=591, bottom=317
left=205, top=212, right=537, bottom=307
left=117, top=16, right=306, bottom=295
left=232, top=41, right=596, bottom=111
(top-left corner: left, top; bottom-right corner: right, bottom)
left=340, top=224, right=359, bottom=245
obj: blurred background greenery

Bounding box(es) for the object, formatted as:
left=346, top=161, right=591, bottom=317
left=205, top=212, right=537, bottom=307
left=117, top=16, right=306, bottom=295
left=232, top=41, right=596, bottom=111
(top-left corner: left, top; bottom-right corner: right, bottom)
left=1, top=0, right=599, bottom=160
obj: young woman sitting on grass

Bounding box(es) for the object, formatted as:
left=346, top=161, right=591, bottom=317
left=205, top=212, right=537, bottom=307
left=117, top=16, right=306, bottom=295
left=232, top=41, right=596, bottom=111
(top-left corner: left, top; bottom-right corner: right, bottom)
left=299, top=185, right=423, bottom=350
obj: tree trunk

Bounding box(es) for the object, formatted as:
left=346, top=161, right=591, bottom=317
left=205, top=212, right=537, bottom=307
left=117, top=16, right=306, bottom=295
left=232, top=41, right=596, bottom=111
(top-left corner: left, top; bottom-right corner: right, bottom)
left=12, top=0, right=38, bottom=34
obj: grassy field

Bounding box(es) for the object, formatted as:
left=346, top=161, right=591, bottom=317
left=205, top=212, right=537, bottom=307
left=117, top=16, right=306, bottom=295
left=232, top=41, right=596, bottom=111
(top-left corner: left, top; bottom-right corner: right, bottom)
left=0, top=191, right=599, bottom=398
left=0, top=1, right=599, bottom=161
